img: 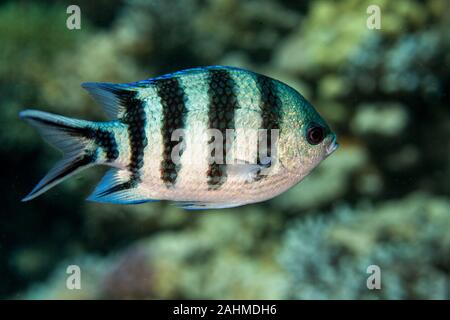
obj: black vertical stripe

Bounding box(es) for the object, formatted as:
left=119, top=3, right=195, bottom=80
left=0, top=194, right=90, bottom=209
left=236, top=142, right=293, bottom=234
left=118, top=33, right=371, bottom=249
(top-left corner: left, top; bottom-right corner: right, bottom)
left=206, top=69, right=239, bottom=189
left=100, top=90, right=147, bottom=196
left=122, top=93, right=147, bottom=185
left=91, top=129, right=119, bottom=163
left=156, top=77, right=188, bottom=187
left=31, top=153, right=97, bottom=197
left=256, top=74, right=282, bottom=176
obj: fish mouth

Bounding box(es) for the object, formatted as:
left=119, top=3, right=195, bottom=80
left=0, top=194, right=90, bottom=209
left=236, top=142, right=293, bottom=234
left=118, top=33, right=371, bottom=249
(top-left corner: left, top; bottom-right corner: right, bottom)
left=326, top=136, right=339, bottom=156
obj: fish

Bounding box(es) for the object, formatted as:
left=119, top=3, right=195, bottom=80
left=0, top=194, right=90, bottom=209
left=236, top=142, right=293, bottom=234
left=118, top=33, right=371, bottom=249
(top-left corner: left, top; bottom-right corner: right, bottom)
left=20, top=66, right=338, bottom=209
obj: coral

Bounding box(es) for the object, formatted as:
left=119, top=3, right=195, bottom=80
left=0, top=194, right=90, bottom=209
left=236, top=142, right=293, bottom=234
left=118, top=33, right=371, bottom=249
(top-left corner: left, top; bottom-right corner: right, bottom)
left=99, top=246, right=154, bottom=299
left=280, top=193, right=450, bottom=299
left=22, top=255, right=109, bottom=299
left=148, top=208, right=287, bottom=299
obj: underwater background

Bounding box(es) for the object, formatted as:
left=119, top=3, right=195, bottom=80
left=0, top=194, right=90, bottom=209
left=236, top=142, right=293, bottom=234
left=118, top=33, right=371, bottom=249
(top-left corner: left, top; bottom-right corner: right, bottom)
left=1, top=0, right=449, bottom=299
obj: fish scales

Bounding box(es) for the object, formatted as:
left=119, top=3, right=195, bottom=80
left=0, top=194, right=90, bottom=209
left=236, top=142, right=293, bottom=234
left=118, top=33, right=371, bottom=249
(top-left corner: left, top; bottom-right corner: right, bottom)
left=173, top=72, right=211, bottom=194
left=155, top=77, right=188, bottom=187
left=256, top=74, right=282, bottom=162
left=99, top=90, right=147, bottom=196
left=20, top=66, right=339, bottom=209
left=206, top=68, right=239, bottom=190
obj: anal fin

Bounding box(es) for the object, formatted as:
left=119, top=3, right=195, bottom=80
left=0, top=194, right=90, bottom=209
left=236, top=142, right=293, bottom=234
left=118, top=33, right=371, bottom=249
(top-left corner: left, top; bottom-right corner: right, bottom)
left=87, top=168, right=156, bottom=204
left=175, top=201, right=244, bottom=210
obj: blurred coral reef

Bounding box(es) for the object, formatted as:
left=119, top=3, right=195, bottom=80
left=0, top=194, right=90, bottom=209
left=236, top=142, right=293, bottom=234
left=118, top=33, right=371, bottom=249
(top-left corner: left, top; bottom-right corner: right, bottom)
left=0, top=0, right=448, bottom=299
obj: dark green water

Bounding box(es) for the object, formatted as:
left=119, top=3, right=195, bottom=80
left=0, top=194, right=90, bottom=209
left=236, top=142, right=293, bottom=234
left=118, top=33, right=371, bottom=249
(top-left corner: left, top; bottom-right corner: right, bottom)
left=1, top=0, right=449, bottom=299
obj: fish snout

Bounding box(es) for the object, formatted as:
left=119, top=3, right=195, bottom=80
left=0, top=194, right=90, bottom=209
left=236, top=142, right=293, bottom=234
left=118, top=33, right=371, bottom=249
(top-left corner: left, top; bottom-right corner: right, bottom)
left=326, top=135, right=339, bottom=156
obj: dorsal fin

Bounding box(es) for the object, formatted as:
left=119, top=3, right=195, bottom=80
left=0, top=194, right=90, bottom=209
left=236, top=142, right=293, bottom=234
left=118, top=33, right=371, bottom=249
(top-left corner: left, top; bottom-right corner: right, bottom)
left=81, top=67, right=249, bottom=119
left=82, top=82, right=140, bottom=119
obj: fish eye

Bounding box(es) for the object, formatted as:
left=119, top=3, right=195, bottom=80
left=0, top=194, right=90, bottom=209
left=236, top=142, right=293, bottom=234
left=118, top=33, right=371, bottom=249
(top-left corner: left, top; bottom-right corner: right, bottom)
left=306, top=124, right=325, bottom=145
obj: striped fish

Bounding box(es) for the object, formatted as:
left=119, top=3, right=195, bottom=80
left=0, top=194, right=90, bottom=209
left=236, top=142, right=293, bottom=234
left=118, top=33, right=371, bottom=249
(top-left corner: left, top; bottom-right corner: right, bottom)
left=20, top=66, right=338, bottom=209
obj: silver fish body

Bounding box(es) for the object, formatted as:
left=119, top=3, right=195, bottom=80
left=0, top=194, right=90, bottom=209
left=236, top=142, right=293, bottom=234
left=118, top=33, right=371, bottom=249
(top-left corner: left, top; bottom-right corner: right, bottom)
left=20, top=66, right=338, bottom=209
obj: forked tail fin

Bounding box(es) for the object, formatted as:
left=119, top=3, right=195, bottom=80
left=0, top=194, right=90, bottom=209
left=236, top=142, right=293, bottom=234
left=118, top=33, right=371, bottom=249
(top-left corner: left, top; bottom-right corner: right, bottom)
left=19, top=110, right=99, bottom=201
